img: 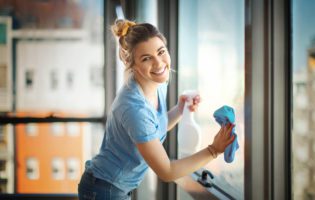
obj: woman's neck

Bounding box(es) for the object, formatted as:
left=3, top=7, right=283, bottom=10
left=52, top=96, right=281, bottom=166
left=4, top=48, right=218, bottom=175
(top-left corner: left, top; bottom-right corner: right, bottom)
left=134, top=74, right=159, bottom=98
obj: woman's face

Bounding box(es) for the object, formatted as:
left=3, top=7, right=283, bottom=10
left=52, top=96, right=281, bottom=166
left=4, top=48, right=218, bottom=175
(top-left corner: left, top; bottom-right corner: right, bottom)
left=133, top=37, right=171, bottom=85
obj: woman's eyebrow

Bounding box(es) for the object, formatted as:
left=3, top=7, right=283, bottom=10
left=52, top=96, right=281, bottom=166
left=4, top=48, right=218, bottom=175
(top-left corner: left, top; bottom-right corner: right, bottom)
left=157, top=46, right=165, bottom=51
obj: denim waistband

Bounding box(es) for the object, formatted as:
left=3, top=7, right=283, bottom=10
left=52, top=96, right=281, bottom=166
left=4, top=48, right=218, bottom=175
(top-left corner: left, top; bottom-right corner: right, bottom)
left=80, top=171, right=133, bottom=198
left=82, top=171, right=112, bottom=187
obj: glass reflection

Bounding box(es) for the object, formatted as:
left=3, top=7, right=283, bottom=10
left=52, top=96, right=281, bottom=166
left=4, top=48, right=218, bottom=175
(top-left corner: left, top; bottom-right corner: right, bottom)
left=0, top=0, right=104, bottom=194
left=292, top=1, right=315, bottom=199
left=0, top=0, right=104, bottom=116
left=178, top=0, right=244, bottom=199
left=0, top=122, right=104, bottom=193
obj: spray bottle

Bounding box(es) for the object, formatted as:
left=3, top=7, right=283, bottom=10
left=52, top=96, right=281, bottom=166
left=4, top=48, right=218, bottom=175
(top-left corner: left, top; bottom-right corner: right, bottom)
left=178, top=90, right=202, bottom=158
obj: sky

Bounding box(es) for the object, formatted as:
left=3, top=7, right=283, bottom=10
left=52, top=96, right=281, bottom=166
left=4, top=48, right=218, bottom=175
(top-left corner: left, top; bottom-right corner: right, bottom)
left=292, top=0, right=315, bottom=71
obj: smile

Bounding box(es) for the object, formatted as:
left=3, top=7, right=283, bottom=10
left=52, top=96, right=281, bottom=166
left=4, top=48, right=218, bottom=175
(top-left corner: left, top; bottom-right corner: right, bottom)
left=151, top=66, right=167, bottom=75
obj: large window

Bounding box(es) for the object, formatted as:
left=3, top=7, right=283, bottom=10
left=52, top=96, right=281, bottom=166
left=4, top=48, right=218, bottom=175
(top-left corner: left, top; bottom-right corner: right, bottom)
left=291, top=1, right=315, bottom=199
left=0, top=0, right=104, bottom=195
left=178, top=0, right=244, bottom=199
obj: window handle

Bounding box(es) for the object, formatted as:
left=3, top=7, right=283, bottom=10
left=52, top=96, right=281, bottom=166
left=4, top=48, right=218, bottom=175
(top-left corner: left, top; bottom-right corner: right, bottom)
left=197, top=170, right=214, bottom=187
left=202, top=170, right=214, bottom=179
left=197, top=170, right=236, bottom=200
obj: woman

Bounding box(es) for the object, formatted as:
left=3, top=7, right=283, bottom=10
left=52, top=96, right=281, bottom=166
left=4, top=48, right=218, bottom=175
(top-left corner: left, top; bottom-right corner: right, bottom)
left=78, top=19, right=235, bottom=200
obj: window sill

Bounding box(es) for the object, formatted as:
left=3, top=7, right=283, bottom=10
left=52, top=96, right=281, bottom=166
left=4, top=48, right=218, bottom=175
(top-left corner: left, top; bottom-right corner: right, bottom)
left=175, top=173, right=220, bottom=200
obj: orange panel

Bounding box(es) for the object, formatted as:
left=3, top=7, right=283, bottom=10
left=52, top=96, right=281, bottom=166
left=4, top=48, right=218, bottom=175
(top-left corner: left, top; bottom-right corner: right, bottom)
left=309, top=55, right=315, bottom=71
left=15, top=112, right=85, bottom=193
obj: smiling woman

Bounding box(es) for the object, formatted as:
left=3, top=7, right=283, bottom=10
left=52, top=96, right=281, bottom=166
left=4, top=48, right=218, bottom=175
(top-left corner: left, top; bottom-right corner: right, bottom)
left=132, top=38, right=171, bottom=110
left=77, top=19, right=235, bottom=200
left=133, top=37, right=171, bottom=91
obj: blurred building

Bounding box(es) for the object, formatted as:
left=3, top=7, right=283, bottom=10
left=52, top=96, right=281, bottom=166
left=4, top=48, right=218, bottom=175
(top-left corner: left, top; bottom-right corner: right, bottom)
left=0, top=0, right=104, bottom=194
left=0, top=16, right=13, bottom=193
left=305, top=45, right=315, bottom=198
left=0, top=124, right=14, bottom=193
left=292, top=41, right=315, bottom=200
left=15, top=114, right=84, bottom=193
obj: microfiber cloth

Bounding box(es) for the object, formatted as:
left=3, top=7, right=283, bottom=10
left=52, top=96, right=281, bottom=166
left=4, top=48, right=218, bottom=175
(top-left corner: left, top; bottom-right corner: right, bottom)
left=213, top=105, right=239, bottom=163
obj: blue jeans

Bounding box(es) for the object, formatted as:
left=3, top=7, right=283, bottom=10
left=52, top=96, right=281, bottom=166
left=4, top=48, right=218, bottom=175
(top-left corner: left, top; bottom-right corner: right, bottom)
left=78, top=171, right=133, bottom=200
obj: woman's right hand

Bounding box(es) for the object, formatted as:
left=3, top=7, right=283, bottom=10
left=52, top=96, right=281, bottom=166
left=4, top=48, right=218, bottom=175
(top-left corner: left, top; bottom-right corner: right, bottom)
left=211, top=123, right=235, bottom=154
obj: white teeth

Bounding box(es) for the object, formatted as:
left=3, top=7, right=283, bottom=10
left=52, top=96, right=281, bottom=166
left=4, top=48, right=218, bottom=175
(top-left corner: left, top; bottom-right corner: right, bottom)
left=152, top=67, right=165, bottom=74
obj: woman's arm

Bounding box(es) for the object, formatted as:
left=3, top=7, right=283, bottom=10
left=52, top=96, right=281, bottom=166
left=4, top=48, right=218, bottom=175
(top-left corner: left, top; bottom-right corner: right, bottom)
left=167, top=94, right=201, bottom=131
left=136, top=123, right=235, bottom=182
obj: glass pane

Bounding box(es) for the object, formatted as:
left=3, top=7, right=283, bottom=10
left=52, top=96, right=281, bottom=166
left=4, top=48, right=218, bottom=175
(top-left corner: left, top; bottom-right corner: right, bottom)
left=0, top=0, right=104, bottom=116
left=0, top=122, right=104, bottom=194
left=136, top=0, right=158, bottom=26
left=0, top=0, right=105, bottom=194
left=178, top=0, right=244, bottom=199
left=0, top=17, right=12, bottom=111
left=291, top=1, right=315, bottom=199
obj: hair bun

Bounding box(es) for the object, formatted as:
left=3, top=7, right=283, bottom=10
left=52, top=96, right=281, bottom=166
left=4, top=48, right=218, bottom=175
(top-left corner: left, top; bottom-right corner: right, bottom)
left=112, top=19, right=136, bottom=37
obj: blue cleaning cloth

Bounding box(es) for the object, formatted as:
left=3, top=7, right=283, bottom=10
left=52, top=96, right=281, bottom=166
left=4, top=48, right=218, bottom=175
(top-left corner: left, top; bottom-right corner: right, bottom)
left=213, top=105, right=239, bottom=163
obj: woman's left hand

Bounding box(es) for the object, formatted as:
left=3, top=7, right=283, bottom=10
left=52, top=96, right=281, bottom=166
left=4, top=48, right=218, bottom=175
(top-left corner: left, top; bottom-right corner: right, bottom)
left=177, top=94, right=201, bottom=115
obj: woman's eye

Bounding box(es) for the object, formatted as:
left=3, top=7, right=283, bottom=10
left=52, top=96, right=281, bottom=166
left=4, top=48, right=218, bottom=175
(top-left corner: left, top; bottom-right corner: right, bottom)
left=159, top=50, right=165, bottom=55
left=142, top=57, right=151, bottom=62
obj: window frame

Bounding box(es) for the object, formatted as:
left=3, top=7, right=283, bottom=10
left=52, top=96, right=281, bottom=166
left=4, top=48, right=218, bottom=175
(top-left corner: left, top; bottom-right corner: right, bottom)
left=245, top=0, right=291, bottom=199
left=159, top=0, right=292, bottom=199
left=157, top=0, right=179, bottom=199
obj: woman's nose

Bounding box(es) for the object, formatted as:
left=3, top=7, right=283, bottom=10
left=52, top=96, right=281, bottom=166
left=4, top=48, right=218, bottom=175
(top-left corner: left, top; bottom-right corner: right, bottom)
left=153, top=56, right=163, bottom=67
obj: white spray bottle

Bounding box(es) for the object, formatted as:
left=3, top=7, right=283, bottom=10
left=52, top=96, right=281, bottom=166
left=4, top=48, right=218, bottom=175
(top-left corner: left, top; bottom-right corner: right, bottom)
left=178, top=90, right=202, bottom=158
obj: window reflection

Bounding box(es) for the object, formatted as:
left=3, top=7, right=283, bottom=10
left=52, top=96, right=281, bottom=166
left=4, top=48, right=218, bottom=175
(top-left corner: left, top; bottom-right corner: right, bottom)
left=0, top=125, right=14, bottom=193
left=178, top=0, right=244, bottom=199
left=16, top=40, right=104, bottom=115
left=26, top=157, right=40, bottom=180
left=0, top=0, right=104, bottom=194
left=14, top=121, right=104, bottom=193
left=292, top=1, right=315, bottom=199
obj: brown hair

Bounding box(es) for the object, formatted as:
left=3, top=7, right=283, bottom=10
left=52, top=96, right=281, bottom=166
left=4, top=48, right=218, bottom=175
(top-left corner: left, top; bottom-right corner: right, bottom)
left=111, top=19, right=167, bottom=74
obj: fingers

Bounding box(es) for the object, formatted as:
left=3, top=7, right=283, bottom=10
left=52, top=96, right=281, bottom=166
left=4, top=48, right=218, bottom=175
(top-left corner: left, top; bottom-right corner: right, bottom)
left=193, top=95, right=201, bottom=104
left=179, top=95, right=188, bottom=103
left=223, top=122, right=234, bottom=134
left=224, top=123, right=236, bottom=146
left=188, top=95, right=201, bottom=111
left=177, top=95, right=188, bottom=111
left=217, top=123, right=235, bottom=146
left=227, top=134, right=236, bottom=145
left=212, top=123, right=236, bottom=153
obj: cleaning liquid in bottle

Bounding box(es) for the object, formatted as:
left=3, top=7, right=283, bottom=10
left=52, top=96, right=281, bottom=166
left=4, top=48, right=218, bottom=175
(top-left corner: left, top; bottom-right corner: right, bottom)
left=178, top=90, right=202, bottom=158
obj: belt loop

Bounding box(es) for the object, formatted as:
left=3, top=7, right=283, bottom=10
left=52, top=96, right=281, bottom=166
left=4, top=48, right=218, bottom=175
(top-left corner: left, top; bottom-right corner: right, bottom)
left=86, top=171, right=96, bottom=184
left=91, top=173, right=96, bottom=184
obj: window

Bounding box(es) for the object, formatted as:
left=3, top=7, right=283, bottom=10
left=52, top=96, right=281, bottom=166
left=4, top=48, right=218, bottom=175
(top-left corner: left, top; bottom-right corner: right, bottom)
left=26, top=157, right=40, bottom=180
left=0, top=0, right=105, bottom=195
left=291, top=1, right=315, bottom=199
left=178, top=0, right=244, bottom=199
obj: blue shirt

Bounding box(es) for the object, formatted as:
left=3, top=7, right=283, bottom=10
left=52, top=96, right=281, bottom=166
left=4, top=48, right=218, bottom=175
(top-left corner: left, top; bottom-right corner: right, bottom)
left=86, top=77, right=168, bottom=193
